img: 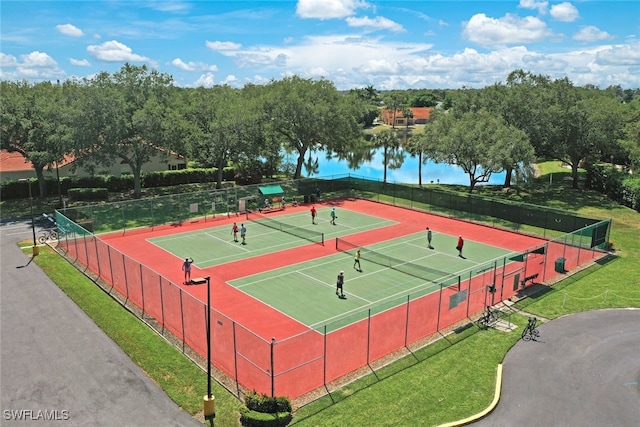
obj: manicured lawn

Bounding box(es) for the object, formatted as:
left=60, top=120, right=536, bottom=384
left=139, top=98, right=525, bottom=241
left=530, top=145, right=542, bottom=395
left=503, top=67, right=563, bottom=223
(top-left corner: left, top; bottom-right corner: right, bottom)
left=22, top=163, right=640, bottom=426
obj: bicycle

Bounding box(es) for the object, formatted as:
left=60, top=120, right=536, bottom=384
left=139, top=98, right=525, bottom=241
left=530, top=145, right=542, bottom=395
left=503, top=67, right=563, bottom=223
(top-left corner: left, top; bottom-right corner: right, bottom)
left=521, top=317, right=540, bottom=341
left=38, top=228, right=58, bottom=244
left=478, top=306, right=498, bottom=329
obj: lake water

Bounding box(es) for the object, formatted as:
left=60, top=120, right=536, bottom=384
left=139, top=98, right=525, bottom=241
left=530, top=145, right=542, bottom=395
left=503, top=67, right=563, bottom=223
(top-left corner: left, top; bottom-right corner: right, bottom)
left=304, top=150, right=506, bottom=185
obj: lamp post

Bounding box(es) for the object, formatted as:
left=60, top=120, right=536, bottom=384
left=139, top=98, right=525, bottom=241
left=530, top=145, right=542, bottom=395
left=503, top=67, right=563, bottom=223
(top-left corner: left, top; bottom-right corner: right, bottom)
left=20, top=179, right=38, bottom=255
left=203, top=276, right=215, bottom=422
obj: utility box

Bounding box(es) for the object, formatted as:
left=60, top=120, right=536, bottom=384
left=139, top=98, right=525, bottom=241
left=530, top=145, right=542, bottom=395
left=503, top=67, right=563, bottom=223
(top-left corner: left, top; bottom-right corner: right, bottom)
left=555, top=257, right=566, bottom=273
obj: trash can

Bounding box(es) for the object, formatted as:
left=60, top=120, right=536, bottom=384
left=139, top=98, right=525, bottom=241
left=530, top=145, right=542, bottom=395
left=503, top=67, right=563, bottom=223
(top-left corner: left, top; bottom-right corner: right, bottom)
left=555, top=257, right=566, bottom=273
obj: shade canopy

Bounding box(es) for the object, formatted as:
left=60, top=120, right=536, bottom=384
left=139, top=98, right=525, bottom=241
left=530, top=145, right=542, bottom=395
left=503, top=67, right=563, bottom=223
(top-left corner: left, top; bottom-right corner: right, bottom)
left=258, top=185, right=284, bottom=195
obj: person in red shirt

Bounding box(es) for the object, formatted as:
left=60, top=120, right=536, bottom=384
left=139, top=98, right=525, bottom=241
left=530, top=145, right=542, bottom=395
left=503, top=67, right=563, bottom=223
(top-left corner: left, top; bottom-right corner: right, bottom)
left=232, top=223, right=239, bottom=242
left=310, top=205, right=317, bottom=224
left=456, top=235, right=464, bottom=257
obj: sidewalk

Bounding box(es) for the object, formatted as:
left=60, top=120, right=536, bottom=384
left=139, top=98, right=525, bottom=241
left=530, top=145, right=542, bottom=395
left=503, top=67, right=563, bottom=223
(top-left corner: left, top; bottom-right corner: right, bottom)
left=0, top=220, right=201, bottom=426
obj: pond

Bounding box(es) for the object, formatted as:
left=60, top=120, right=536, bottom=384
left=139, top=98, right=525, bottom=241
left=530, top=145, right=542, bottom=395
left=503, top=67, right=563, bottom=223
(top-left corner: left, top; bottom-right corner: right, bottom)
left=303, top=150, right=507, bottom=186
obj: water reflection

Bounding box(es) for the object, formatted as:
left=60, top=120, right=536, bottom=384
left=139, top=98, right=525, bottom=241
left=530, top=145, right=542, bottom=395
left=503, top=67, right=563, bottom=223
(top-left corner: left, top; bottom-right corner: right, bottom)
left=306, top=150, right=506, bottom=186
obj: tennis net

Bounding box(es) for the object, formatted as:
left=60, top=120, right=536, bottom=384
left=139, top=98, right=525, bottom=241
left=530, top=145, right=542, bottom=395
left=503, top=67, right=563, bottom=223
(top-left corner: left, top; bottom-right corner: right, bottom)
left=336, top=237, right=454, bottom=283
left=246, top=210, right=324, bottom=245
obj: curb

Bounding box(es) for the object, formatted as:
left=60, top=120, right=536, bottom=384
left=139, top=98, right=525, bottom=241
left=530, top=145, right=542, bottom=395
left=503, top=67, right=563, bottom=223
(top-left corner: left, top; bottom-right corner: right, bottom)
left=437, top=364, right=503, bottom=427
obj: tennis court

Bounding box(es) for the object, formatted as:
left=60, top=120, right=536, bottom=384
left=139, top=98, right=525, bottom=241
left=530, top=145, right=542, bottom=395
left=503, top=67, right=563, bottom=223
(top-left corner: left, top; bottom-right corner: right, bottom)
left=147, top=207, right=396, bottom=268
left=56, top=187, right=609, bottom=400
left=230, top=231, right=515, bottom=332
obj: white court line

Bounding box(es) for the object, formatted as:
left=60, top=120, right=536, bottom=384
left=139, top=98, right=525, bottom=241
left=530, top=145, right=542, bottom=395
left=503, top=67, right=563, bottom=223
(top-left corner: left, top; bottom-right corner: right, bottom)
left=297, top=270, right=373, bottom=304
left=204, top=231, right=249, bottom=252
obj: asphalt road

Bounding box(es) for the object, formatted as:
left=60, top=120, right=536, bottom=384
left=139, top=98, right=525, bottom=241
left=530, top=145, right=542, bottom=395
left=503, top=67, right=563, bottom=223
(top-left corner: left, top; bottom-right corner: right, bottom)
left=0, top=219, right=202, bottom=426
left=471, top=308, right=640, bottom=427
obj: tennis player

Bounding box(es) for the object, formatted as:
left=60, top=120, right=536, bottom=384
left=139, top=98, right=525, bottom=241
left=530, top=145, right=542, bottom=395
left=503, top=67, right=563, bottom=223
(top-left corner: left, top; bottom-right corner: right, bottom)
left=354, top=249, right=362, bottom=271
left=182, top=257, right=194, bottom=284
left=336, top=271, right=345, bottom=297
left=330, top=207, right=337, bottom=225
left=457, top=235, right=464, bottom=257
left=240, top=224, right=247, bottom=245
left=232, top=223, right=239, bottom=242
left=426, top=227, right=433, bottom=249
left=310, top=205, right=317, bottom=224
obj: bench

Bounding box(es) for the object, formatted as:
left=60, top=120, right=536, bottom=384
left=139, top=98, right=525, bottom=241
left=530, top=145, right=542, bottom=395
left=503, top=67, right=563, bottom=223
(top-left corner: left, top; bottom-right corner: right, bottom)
left=258, top=206, right=284, bottom=214
left=520, top=273, right=539, bottom=287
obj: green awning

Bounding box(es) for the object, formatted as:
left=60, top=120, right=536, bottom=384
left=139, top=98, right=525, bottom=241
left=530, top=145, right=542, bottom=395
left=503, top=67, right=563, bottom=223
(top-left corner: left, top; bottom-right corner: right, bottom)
left=509, top=253, right=525, bottom=262
left=258, top=185, right=284, bottom=195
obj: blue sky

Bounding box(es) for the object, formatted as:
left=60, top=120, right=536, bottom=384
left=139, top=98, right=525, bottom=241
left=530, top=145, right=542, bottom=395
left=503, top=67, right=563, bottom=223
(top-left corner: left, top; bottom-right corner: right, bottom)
left=1, top=0, right=638, bottom=90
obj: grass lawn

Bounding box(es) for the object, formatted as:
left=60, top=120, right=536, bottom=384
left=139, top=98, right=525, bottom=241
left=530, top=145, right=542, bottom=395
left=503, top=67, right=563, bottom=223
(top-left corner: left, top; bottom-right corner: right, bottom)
left=18, top=161, right=640, bottom=426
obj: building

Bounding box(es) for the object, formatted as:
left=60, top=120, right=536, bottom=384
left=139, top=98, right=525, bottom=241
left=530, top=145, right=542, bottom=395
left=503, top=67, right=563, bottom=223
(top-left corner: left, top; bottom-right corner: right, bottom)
left=379, top=107, right=433, bottom=127
left=0, top=150, right=187, bottom=182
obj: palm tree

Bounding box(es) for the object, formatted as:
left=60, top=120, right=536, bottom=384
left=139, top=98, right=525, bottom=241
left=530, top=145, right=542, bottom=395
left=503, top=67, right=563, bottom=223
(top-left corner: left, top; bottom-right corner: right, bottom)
left=372, top=129, right=404, bottom=182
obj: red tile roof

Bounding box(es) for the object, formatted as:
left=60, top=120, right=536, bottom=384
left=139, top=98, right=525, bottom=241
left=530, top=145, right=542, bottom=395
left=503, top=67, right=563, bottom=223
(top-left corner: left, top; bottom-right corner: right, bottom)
left=0, top=150, right=74, bottom=172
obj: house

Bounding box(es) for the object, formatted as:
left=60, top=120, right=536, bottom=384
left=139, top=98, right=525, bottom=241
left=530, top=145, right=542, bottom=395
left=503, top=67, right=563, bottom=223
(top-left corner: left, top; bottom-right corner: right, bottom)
left=379, top=107, right=433, bottom=126
left=0, top=149, right=187, bottom=182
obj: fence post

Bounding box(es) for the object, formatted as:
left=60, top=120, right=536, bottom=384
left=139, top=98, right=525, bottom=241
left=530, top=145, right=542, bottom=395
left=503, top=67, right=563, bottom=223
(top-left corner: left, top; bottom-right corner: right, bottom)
left=404, top=295, right=410, bottom=348
left=271, top=337, right=276, bottom=397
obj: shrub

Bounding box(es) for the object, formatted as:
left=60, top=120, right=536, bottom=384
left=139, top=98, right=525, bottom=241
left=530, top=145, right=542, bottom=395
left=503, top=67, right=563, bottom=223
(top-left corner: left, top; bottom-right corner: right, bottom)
left=244, top=390, right=292, bottom=413
left=67, top=188, right=109, bottom=202
left=240, top=391, right=292, bottom=427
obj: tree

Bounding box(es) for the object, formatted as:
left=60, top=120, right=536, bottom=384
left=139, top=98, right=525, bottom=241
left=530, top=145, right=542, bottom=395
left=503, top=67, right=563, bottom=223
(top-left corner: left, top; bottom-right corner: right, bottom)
left=72, top=64, right=179, bottom=198
left=371, top=129, right=404, bottom=183
left=382, top=91, right=407, bottom=129
left=423, top=109, right=530, bottom=193
left=263, top=76, right=362, bottom=179
left=409, top=90, right=438, bottom=107
left=0, top=80, right=74, bottom=198
left=620, top=97, right=640, bottom=170
left=406, top=112, right=441, bottom=186
left=546, top=80, right=625, bottom=189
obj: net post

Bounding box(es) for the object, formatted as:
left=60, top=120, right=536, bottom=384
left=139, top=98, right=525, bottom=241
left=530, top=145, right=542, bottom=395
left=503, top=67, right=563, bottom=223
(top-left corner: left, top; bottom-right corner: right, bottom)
left=335, top=237, right=339, bottom=250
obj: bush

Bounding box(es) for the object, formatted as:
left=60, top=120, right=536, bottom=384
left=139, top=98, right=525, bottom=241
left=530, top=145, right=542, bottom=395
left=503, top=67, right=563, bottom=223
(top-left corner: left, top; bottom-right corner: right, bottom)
left=245, top=390, right=292, bottom=413
left=67, top=187, right=109, bottom=202
left=240, top=391, right=292, bottom=427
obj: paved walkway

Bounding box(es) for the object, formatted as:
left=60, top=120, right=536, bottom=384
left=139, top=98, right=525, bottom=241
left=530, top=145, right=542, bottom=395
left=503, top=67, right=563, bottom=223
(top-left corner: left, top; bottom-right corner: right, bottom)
left=470, top=308, right=640, bottom=427
left=0, top=219, right=201, bottom=426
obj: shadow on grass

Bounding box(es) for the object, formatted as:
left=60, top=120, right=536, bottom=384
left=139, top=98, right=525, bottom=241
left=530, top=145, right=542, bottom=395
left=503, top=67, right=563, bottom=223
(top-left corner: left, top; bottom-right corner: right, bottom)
left=291, top=321, right=482, bottom=424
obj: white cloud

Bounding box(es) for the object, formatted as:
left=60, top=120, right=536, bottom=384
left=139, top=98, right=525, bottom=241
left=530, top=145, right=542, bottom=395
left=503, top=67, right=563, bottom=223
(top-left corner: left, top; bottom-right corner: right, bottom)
left=56, top=24, right=84, bottom=37
left=0, top=51, right=64, bottom=81
left=193, top=72, right=215, bottom=87
left=86, top=40, right=150, bottom=62
left=205, top=40, right=242, bottom=51
left=171, top=58, right=218, bottom=72
left=462, top=13, right=552, bottom=45
left=146, top=1, right=192, bottom=13
left=550, top=2, right=579, bottom=22
left=70, top=58, right=91, bottom=67
left=595, top=42, right=640, bottom=66
left=22, top=51, right=58, bottom=67
left=219, top=74, right=239, bottom=86
left=573, top=26, right=614, bottom=42
left=519, top=0, right=548, bottom=15
left=0, top=53, right=19, bottom=67
left=346, top=16, right=404, bottom=32
left=296, top=0, right=370, bottom=20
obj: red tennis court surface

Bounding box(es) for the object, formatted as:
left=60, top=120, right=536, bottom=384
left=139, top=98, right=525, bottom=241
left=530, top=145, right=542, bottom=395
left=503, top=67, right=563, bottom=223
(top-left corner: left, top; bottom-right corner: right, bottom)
left=58, top=198, right=605, bottom=400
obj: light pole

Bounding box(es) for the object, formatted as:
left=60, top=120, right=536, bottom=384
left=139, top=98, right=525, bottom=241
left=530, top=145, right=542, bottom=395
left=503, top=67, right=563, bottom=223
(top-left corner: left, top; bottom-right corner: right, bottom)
left=203, top=276, right=215, bottom=423
left=20, top=178, right=38, bottom=255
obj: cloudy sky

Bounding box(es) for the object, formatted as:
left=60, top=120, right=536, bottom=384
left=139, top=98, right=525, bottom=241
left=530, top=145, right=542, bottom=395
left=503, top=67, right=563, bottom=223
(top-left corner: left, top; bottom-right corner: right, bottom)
left=1, top=0, right=638, bottom=90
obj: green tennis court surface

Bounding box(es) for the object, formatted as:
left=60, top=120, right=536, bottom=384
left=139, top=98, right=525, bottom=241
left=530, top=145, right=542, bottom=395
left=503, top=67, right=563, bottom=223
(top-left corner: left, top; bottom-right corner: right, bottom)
left=147, top=207, right=396, bottom=268
left=230, top=231, right=514, bottom=332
